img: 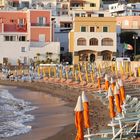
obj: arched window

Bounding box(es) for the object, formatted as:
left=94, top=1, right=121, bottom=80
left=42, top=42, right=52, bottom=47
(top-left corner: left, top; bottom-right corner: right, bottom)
left=89, top=38, right=98, bottom=46
left=102, top=38, right=113, bottom=46
left=77, top=38, right=86, bottom=46
left=101, top=51, right=112, bottom=60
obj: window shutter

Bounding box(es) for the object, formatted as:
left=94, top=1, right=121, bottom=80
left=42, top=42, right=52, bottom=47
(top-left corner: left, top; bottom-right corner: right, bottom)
left=17, top=19, right=19, bottom=24
left=37, top=17, right=39, bottom=24
left=43, top=17, right=46, bottom=25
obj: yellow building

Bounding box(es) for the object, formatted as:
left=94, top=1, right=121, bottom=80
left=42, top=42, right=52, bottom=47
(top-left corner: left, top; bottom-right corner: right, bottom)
left=69, top=17, right=117, bottom=64
left=0, top=0, right=5, bottom=7
left=70, top=0, right=102, bottom=11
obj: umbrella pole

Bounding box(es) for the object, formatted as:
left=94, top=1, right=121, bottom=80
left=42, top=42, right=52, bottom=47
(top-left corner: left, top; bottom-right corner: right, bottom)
left=118, top=113, right=122, bottom=129
left=112, top=118, right=115, bottom=137
left=87, top=128, right=91, bottom=140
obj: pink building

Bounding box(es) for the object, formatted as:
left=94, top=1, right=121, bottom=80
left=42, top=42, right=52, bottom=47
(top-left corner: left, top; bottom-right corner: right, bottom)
left=0, top=9, right=60, bottom=65
left=116, top=16, right=140, bottom=30
left=0, top=9, right=51, bottom=41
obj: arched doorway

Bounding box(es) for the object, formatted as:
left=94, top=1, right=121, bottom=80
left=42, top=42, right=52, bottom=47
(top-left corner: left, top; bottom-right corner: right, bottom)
left=78, top=50, right=96, bottom=62
left=90, top=54, right=95, bottom=62
left=101, top=51, right=112, bottom=60
left=81, top=53, right=88, bottom=61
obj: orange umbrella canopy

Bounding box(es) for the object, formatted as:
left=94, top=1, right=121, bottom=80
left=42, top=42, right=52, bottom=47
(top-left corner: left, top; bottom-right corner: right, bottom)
left=82, top=91, right=90, bottom=129
left=116, top=82, right=123, bottom=106
left=74, top=96, right=84, bottom=140
left=108, top=87, right=116, bottom=119
left=118, top=79, right=126, bottom=103
left=114, top=85, right=122, bottom=114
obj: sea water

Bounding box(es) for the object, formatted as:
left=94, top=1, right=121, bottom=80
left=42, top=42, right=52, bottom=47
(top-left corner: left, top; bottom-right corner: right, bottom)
left=0, top=87, right=37, bottom=138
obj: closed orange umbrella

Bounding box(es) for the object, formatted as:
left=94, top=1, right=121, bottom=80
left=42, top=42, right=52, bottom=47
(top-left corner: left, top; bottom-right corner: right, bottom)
left=108, top=86, right=116, bottom=137
left=74, top=96, right=84, bottom=140
left=97, top=74, right=101, bottom=90
left=105, top=74, right=109, bottom=91
left=118, top=79, right=126, bottom=104
left=110, top=77, right=115, bottom=92
left=108, top=87, right=116, bottom=119
left=114, top=85, right=122, bottom=114
left=82, top=91, right=90, bottom=129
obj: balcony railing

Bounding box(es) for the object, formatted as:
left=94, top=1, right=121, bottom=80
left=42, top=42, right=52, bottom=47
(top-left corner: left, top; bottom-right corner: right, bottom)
left=30, top=42, right=46, bottom=47
left=31, top=23, right=50, bottom=27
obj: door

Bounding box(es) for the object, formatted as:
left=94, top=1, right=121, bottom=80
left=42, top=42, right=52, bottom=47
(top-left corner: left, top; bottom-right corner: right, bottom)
left=39, top=34, right=45, bottom=42
left=90, top=54, right=95, bottom=62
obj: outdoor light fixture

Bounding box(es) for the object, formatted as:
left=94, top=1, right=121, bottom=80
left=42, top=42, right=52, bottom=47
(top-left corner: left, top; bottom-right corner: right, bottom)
left=132, top=34, right=138, bottom=58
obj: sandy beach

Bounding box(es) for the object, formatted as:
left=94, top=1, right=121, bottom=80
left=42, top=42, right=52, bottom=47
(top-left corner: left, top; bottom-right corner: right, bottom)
left=0, top=80, right=110, bottom=140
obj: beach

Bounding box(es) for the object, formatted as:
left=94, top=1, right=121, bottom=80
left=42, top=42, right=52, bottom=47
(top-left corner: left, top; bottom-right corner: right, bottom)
left=0, top=80, right=110, bottom=140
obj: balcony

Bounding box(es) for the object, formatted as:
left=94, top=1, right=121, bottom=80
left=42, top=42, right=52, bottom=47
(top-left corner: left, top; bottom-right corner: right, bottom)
left=3, top=24, right=27, bottom=32
left=31, top=23, right=50, bottom=27
left=109, top=5, right=126, bottom=13
left=30, top=42, right=47, bottom=47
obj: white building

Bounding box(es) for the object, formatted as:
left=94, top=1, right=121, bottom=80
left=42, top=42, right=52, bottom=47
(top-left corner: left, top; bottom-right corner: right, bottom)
left=0, top=9, right=60, bottom=65
left=109, top=2, right=140, bottom=16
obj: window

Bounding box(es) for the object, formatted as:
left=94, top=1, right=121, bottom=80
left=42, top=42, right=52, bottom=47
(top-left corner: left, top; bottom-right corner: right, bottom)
left=57, top=12, right=60, bottom=16
left=75, top=13, right=80, bottom=17
left=38, top=17, right=43, bottom=25
left=4, top=36, right=16, bottom=41
left=98, top=14, right=104, bottom=17
left=18, top=19, right=24, bottom=27
left=39, top=34, right=45, bottom=42
left=87, top=14, right=91, bottom=17
left=38, top=17, right=46, bottom=26
left=62, top=11, right=68, bottom=15
left=89, top=38, right=98, bottom=46
left=81, top=13, right=85, bottom=17
left=60, top=22, right=72, bottom=28
left=90, top=27, right=95, bottom=32
left=10, top=36, right=16, bottom=41
left=62, top=4, right=68, bottom=9
left=4, top=36, right=9, bottom=41
left=19, top=36, right=26, bottom=41
left=124, top=20, right=129, bottom=26
left=60, top=47, right=64, bottom=51
left=103, top=26, right=108, bottom=32
left=77, top=38, right=86, bottom=45
left=90, top=3, right=96, bottom=7
left=10, top=19, right=14, bottom=23
left=81, top=26, right=86, bottom=32
left=133, top=21, right=138, bottom=28
left=21, top=47, right=26, bottom=52
left=102, top=38, right=113, bottom=46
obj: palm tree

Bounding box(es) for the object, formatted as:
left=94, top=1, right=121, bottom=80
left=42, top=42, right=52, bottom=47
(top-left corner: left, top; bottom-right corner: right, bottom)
left=36, top=53, right=40, bottom=61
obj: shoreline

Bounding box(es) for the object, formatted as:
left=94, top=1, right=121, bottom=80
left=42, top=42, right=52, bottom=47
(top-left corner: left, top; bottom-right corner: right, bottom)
left=0, top=80, right=110, bottom=140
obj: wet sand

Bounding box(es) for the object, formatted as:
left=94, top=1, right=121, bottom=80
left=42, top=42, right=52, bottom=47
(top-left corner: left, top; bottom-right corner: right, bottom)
left=0, top=86, right=74, bottom=140
left=0, top=80, right=110, bottom=140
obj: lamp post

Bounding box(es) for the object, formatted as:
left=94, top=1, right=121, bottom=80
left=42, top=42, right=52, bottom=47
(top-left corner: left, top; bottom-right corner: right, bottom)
left=132, top=34, right=138, bottom=59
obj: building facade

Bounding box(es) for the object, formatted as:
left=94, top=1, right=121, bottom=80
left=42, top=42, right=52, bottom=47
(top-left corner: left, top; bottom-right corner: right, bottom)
left=69, top=17, right=116, bottom=64
left=70, top=0, right=103, bottom=11
left=109, top=2, right=140, bottom=17
left=0, top=9, right=60, bottom=65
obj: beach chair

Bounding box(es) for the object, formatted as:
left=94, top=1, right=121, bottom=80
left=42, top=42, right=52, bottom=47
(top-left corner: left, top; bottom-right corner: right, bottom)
left=84, top=125, right=125, bottom=140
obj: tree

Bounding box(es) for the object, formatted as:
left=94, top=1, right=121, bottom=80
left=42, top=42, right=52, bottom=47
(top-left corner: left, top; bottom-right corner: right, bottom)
left=119, top=31, right=140, bottom=57
left=119, top=31, right=137, bottom=44
left=36, top=53, right=41, bottom=61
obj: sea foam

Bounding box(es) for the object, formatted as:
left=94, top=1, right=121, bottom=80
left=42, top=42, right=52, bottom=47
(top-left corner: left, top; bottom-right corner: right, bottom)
left=0, top=88, right=37, bottom=138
